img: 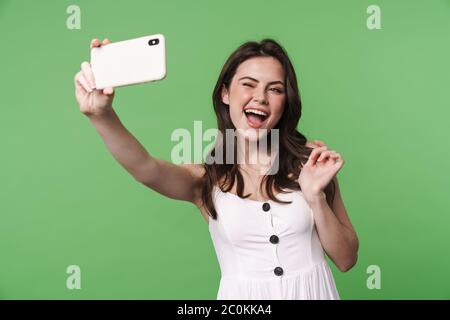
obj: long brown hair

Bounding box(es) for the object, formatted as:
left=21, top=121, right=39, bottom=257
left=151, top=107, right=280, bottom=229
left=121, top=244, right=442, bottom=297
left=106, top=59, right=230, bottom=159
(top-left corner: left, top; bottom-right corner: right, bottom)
left=201, top=38, right=335, bottom=220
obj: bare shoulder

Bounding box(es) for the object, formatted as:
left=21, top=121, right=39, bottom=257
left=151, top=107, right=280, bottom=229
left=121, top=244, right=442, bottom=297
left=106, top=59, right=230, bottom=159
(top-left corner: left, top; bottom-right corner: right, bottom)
left=179, top=163, right=205, bottom=179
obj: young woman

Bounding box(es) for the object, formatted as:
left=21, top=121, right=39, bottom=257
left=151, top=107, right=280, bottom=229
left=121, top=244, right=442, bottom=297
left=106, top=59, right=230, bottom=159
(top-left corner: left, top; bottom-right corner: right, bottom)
left=74, top=37, right=359, bottom=300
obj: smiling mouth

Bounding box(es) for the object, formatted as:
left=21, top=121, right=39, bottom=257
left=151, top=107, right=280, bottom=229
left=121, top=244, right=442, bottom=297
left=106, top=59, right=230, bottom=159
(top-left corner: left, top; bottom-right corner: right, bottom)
left=244, top=109, right=269, bottom=128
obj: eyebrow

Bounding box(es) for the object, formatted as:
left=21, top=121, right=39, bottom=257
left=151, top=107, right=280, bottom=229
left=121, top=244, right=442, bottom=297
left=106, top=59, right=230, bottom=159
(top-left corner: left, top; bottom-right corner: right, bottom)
left=238, top=76, right=285, bottom=86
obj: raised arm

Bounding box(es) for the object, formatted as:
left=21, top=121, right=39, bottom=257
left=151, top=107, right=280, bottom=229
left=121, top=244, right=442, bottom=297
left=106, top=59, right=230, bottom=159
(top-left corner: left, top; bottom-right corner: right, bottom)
left=74, top=38, right=204, bottom=206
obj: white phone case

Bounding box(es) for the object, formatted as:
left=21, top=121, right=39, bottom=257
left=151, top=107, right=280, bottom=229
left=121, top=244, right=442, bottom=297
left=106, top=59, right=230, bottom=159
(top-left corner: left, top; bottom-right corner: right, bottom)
left=90, top=33, right=166, bottom=89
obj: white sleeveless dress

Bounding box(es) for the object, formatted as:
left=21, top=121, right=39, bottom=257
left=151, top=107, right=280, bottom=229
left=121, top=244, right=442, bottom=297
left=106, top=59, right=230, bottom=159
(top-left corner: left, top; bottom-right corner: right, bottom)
left=208, top=185, right=340, bottom=300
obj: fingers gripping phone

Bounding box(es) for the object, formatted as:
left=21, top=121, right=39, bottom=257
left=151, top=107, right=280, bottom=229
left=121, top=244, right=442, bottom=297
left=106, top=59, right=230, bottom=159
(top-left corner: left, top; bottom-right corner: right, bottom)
left=90, top=33, right=166, bottom=89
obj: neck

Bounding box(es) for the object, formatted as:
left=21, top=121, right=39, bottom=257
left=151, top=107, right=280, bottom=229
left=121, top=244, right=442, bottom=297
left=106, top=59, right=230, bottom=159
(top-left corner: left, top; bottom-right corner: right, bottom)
left=236, top=130, right=279, bottom=175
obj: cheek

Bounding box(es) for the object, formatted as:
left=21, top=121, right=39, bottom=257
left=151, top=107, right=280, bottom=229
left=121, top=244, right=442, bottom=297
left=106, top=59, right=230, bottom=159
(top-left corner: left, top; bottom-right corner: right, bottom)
left=227, top=101, right=246, bottom=126
left=229, top=101, right=244, bottom=117
left=229, top=89, right=250, bottom=115
left=229, top=109, right=241, bottom=124
left=232, top=87, right=253, bottom=102
left=270, top=96, right=286, bottom=118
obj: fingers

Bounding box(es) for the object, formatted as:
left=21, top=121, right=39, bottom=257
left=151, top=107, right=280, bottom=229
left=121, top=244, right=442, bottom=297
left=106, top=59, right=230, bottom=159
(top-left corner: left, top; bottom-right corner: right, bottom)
left=75, top=71, right=93, bottom=93
left=76, top=38, right=111, bottom=95
left=319, top=150, right=344, bottom=166
left=334, top=154, right=345, bottom=166
left=74, top=74, right=85, bottom=92
left=90, top=38, right=111, bottom=48
left=306, top=140, right=325, bottom=148
left=305, top=146, right=328, bottom=166
left=314, top=140, right=326, bottom=147
left=306, top=146, right=345, bottom=167
left=75, top=71, right=114, bottom=96
left=317, top=150, right=336, bottom=162
left=90, top=38, right=100, bottom=48
left=80, top=61, right=96, bottom=90
left=103, top=87, right=114, bottom=95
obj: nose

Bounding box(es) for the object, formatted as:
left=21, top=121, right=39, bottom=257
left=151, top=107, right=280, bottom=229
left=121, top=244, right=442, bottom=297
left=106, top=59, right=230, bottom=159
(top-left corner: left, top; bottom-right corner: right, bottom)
left=253, top=88, right=268, bottom=105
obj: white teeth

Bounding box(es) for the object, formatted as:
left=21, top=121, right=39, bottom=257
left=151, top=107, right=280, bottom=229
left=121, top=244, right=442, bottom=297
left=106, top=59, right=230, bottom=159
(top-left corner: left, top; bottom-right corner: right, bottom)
left=244, top=108, right=268, bottom=117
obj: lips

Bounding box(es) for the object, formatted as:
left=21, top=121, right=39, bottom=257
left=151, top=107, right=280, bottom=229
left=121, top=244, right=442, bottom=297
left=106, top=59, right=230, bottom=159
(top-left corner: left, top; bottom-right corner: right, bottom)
left=243, top=106, right=270, bottom=116
left=244, top=108, right=269, bottom=129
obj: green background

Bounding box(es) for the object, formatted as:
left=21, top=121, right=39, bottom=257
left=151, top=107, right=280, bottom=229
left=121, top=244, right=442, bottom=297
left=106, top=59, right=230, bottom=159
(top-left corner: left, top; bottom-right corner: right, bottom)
left=1, top=0, right=449, bottom=299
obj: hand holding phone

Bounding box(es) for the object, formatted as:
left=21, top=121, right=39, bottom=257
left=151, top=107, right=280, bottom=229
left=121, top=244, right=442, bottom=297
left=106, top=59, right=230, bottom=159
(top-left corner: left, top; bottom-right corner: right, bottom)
left=74, top=34, right=167, bottom=118
left=74, top=38, right=115, bottom=118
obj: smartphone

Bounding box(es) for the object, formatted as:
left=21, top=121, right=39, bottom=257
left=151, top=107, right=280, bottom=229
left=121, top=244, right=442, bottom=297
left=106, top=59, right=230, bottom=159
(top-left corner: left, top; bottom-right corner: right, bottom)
left=90, top=33, right=166, bottom=89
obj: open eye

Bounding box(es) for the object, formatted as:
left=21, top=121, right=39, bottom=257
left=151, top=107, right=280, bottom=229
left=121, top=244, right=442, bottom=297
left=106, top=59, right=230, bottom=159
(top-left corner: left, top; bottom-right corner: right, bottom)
left=270, top=88, right=284, bottom=93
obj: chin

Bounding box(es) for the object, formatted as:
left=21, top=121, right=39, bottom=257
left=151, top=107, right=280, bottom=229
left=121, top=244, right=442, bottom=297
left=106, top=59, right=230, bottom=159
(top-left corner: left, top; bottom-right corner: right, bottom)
left=239, top=126, right=271, bottom=142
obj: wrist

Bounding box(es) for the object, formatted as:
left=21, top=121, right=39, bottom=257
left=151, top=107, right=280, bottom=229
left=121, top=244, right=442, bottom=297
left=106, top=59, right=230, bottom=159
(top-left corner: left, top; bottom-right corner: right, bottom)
left=87, top=108, right=116, bottom=122
left=303, top=191, right=326, bottom=206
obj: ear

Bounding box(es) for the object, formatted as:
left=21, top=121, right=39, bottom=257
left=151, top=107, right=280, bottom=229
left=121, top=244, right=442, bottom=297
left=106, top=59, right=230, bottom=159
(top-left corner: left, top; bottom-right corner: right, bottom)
left=221, top=85, right=230, bottom=105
